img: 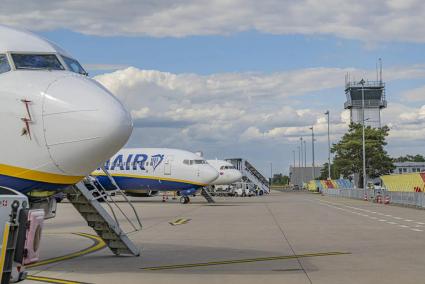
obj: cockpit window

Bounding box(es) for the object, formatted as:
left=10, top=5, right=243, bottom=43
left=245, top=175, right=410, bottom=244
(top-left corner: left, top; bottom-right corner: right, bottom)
left=61, top=55, right=87, bottom=75
left=12, top=54, right=65, bottom=71
left=0, top=54, right=10, bottom=74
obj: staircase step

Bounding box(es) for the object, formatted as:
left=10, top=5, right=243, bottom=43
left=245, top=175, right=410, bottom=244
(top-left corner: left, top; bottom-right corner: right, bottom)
left=66, top=181, right=141, bottom=256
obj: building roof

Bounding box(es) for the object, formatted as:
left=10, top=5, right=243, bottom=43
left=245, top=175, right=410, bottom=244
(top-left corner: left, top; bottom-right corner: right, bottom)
left=394, top=162, right=425, bottom=167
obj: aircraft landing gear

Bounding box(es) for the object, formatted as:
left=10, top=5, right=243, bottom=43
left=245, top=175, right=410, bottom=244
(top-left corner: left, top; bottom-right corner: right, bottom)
left=180, top=196, right=190, bottom=204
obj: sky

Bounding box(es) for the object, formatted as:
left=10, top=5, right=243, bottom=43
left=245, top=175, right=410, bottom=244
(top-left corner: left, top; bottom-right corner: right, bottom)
left=3, top=0, right=425, bottom=177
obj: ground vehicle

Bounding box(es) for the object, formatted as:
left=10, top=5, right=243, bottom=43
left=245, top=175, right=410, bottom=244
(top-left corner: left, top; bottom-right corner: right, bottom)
left=233, top=182, right=256, bottom=197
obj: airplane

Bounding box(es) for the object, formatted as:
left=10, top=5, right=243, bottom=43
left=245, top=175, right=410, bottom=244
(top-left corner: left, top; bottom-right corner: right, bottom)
left=207, top=159, right=243, bottom=185
left=0, top=25, right=133, bottom=211
left=92, top=148, right=219, bottom=204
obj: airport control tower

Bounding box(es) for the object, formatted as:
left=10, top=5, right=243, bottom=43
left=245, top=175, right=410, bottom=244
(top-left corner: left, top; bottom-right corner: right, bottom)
left=344, top=68, right=387, bottom=128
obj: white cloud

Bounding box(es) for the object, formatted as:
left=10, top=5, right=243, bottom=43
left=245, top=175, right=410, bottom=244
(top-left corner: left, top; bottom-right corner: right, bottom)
left=91, top=64, right=425, bottom=174
left=401, top=85, right=425, bottom=101
left=94, top=65, right=425, bottom=149
left=3, top=0, right=425, bottom=42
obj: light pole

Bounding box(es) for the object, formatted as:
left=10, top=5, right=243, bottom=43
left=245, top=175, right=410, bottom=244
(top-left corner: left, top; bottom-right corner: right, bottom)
left=325, top=110, right=331, bottom=179
left=360, top=79, right=367, bottom=193
left=303, top=140, right=307, bottom=168
left=300, top=137, right=304, bottom=186
left=300, top=137, right=303, bottom=167
left=270, top=162, right=273, bottom=186
left=297, top=146, right=301, bottom=168
left=293, top=150, right=296, bottom=169
left=310, top=126, right=315, bottom=179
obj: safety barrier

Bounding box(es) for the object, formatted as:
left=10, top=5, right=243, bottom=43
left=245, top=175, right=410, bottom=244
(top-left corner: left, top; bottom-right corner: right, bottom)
left=321, top=188, right=425, bottom=209
left=381, top=173, right=425, bottom=192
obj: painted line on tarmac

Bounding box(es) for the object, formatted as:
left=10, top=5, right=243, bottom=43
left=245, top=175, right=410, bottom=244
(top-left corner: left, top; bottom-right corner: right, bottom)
left=26, top=275, right=89, bottom=284
left=318, top=200, right=423, bottom=232
left=27, top=232, right=106, bottom=268
left=140, top=251, right=351, bottom=271
left=169, top=218, right=191, bottom=226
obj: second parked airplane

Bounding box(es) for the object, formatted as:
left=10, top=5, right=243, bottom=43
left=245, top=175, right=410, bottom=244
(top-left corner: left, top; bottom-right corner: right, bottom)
left=92, top=148, right=219, bottom=203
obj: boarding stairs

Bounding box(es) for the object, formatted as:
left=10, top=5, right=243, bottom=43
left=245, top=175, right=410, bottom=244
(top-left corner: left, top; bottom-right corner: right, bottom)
left=226, top=159, right=270, bottom=194
left=200, top=188, right=215, bottom=203
left=67, top=168, right=142, bottom=256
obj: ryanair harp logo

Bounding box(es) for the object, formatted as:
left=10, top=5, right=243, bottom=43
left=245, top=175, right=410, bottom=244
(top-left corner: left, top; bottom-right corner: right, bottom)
left=151, top=154, right=164, bottom=171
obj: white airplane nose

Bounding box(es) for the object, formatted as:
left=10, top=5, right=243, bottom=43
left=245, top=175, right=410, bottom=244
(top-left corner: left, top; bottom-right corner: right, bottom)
left=203, top=166, right=219, bottom=184
left=42, top=75, right=133, bottom=176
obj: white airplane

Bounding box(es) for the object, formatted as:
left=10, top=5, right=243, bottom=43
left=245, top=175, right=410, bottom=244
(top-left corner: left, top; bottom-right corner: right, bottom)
left=207, top=159, right=242, bottom=185
left=0, top=25, right=133, bottom=209
left=92, top=148, right=219, bottom=203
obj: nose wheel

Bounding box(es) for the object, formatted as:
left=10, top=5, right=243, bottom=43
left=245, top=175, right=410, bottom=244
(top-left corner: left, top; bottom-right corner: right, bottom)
left=180, top=196, right=190, bottom=204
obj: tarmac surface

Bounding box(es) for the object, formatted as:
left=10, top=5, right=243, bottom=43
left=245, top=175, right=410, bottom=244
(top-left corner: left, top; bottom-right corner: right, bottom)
left=24, top=191, right=425, bottom=284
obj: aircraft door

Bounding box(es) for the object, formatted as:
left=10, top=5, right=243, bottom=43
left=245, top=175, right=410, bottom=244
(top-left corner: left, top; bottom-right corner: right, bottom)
left=164, top=155, right=173, bottom=175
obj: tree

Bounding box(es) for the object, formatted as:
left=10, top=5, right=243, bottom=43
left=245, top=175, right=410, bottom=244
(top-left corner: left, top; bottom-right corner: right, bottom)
left=272, top=173, right=289, bottom=185
left=331, top=123, right=394, bottom=188
left=394, top=154, right=425, bottom=162
left=318, top=162, right=340, bottom=180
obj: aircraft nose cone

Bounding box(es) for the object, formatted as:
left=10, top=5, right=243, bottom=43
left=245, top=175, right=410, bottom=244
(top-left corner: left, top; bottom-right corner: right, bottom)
left=42, top=75, right=133, bottom=176
left=204, top=166, right=219, bottom=184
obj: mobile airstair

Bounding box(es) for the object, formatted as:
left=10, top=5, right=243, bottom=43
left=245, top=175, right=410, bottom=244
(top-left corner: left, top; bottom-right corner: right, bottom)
left=200, top=188, right=215, bottom=203
left=225, top=158, right=270, bottom=194
left=67, top=168, right=142, bottom=256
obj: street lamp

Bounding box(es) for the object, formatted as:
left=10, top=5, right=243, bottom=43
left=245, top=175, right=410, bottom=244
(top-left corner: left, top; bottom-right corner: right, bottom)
left=303, top=140, right=307, bottom=168
left=360, top=79, right=367, bottom=194
left=270, top=162, right=273, bottom=186
left=300, top=137, right=303, bottom=167
left=297, top=146, right=301, bottom=168
left=292, top=150, right=296, bottom=169
left=324, top=110, right=331, bottom=179
left=310, top=126, right=315, bottom=179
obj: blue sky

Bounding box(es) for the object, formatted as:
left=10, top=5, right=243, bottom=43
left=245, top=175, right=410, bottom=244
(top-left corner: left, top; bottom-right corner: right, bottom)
left=41, top=30, right=425, bottom=75
left=6, top=1, right=425, bottom=177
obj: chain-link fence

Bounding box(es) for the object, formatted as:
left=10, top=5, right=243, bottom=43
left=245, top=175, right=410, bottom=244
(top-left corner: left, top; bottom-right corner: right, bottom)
left=321, top=188, right=425, bottom=209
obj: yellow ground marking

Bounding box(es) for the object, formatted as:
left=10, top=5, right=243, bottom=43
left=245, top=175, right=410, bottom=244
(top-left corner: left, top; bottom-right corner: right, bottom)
left=26, top=232, right=106, bottom=269
left=26, top=275, right=88, bottom=284
left=140, top=251, right=351, bottom=270
left=169, top=218, right=191, bottom=226
left=0, top=223, right=10, bottom=283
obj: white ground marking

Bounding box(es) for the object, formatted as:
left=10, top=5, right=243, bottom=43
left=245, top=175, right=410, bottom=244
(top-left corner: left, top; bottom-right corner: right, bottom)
left=318, top=199, right=423, bottom=232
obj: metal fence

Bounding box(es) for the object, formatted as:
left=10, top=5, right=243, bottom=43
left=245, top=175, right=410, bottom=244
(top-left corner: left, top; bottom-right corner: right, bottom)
left=321, top=188, right=425, bottom=209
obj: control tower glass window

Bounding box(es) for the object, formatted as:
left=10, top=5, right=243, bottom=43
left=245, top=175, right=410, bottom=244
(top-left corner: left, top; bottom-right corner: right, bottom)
left=0, top=54, right=10, bottom=74
left=12, top=54, right=65, bottom=71
left=61, top=55, right=87, bottom=75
